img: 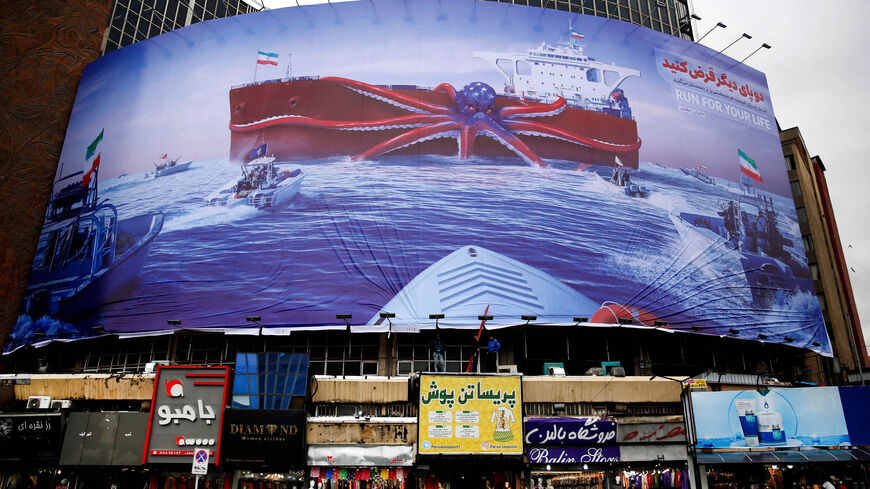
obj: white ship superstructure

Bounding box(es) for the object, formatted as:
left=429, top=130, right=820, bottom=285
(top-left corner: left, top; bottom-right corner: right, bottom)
left=474, top=36, right=640, bottom=113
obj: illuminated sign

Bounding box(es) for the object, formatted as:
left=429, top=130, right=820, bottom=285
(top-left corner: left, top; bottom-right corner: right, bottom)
left=143, top=366, right=229, bottom=465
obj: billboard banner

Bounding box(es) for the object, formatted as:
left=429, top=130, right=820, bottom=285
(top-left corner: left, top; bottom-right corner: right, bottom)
left=418, top=375, right=522, bottom=455
left=525, top=417, right=616, bottom=445
left=690, top=387, right=853, bottom=449
left=10, top=0, right=828, bottom=355
left=143, top=366, right=230, bottom=465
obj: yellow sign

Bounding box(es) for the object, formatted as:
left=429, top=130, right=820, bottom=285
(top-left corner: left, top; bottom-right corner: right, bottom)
left=418, top=375, right=523, bottom=455
left=683, top=378, right=707, bottom=389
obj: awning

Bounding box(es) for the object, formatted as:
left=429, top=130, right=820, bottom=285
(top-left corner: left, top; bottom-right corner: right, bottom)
left=307, top=445, right=414, bottom=467
left=696, top=449, right=870, bottom=464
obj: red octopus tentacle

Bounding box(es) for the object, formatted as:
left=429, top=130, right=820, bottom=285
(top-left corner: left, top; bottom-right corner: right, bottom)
left=479, top=122, right=547, bottom=168
left=498, top=97, right=567, bottom=119
left=323, top=77, right=454, bottom=115
left=434, top=83, right=457, bottom=104
left=229, top=114, right=451, bottom=133
left=504, top=119, right=642, bottom=153
left=352, top=121, right=462, bottom=161
left=590, top=302, right=659, bottom=327
left=458, top=124, right=478, bottom=159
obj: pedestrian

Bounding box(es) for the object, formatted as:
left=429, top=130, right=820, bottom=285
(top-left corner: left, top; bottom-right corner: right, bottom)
left=427, top=333, right=446, bottom=372
left=486, top=335, right=501, bottom=372
left=822, top=476, right=836, bottom=489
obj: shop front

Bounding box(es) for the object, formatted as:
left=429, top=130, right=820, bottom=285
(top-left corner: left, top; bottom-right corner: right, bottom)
left=417, top=375, right=524, bottom=489
left=221, top=409, right=307, bottom=489
left=524, top=418, right=690, bottom=489
left=687, top=387, right=870, bottom=489
left=57, top=411, right=151, bottom=489
left=0, top=413, right=65, bottom=489
left=143, top=366, right=232, bottom=489
left=306, top=444, right=414, bottom=489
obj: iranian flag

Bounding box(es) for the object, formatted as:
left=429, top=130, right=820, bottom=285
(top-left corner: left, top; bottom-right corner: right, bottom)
left=256, top=50, right=279, bottom=66
left=738, top=149, right=762, bottom=183
left=570, top=29, right=584, bottom=39
left=82, top=129, right=104, bottom=187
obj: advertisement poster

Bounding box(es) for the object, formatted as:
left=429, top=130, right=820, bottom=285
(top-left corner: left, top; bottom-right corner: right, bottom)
left=10, top=0, right=827, bottom=356
left=418, top=375, right=522, bottom=455
left=143, top=366, right=230, bottom=464
left=690, top=387, right=850, bottom=449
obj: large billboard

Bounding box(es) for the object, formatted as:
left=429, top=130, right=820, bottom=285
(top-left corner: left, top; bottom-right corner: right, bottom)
left=689, top=387, right=870, bottom=449
left=8, top=0, right=828, bottom=355
left=418, top=374, right=523, bottom=455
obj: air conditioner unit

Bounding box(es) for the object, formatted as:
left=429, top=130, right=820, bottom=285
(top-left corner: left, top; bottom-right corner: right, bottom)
left=548, top=366, right=567, bottom=376
left=144, top=360, right=173, bottom=373
left=50, top=399, right=72, bottom=409
left=26, top=396, right=52, bottom=409
left=497, top=365, right=518, bottom=373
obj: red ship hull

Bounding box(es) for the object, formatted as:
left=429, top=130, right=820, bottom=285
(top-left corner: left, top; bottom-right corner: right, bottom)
left=229, top=77, right=640, bottom=168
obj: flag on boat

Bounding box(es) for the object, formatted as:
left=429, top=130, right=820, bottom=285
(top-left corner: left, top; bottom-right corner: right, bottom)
left=161, top=153, right=168, bottom=159
left=250, top=143, right=267, bottom=160
left=570, top=29, right=584, bottom=39
left=83, top=129, right=104, bottom=187
left=256, top=50, right=279, bottom=66
left=738, top=149, right=763, bottom=183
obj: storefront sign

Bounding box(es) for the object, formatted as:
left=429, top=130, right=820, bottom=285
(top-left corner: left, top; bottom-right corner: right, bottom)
left=418, top=375, right=523, bottom=455
left=59, top=412, right=148, bottom=465
left=307, top=422, right=414, bottom=445
left=222, top=409, right=305, bottom=467
left=307, top=444, right=414, bottom=466
left=143, top=366, right=230, bottom=465
left=617, top=422, right=686, bottom=443
left=525, top=418, right=616, bottom=445
left=526, top=445, right=620, bottom=464
left=0, top=413, right=63, bottom=462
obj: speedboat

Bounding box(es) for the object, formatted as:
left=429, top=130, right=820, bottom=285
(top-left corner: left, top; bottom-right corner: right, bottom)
left=680, top=164, right=714, bottom=185
left=203, top=156, right=304, bottom=209
left=21, top=164, right=164, bottom=323
left=593, top=166, right=650, bottom=198
left=153, top=155, right=192, bottom=177
left=670, top=195, right=811, bottom=305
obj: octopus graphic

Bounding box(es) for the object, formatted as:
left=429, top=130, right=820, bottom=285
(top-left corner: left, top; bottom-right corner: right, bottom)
left=229, top=78, right=642, bottom=168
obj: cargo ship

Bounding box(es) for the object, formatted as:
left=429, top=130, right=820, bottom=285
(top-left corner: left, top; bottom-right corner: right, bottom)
left=228, top=31, right=641, bottom=168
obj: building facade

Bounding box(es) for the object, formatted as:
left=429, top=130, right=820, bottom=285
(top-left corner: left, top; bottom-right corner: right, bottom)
left=780, top=127, right=870, bottom=384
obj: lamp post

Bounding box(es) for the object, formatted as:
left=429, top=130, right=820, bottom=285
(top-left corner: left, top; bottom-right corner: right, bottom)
left=739, top=43, right=771, bottom=63
left=696, top=21, right=726, bottom=43
left=717, top=33, right=752, bottom=55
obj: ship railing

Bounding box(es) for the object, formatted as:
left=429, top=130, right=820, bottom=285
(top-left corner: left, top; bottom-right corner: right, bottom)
left=230, top=75, right=321, bottom=90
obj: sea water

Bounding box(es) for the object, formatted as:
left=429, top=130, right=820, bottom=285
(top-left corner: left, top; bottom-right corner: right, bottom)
left=8, top=157, right=827, bottom=351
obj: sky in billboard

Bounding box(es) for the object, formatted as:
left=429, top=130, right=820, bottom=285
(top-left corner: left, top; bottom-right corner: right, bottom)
left=9, top=0, right=828, bottom=355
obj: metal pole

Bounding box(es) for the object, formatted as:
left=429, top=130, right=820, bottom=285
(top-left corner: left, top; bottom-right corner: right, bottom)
left=195, top=475, right=200, bottom=489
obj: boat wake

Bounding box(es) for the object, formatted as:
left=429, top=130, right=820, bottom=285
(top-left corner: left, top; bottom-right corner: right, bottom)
left=163, top=205, right=263, bottom=233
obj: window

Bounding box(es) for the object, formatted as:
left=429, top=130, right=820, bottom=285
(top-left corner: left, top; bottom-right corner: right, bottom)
left=802, top=234, right=815, bottom=251
left=397, top=332, right=480, bottom=374
left=816, top=293, right=827, bottom=311
left=604, top=70, right=620, bottom=86
left=796, top=207, right=808, bottom=224
left=516, top=60, right=532, bottom=76
left=790, top=180, right=802, bottom=199
left=810, top=264, right=819, bottom=281
left=784, top=154, right=796, bottom=171
left=586, top=68, right=600, bottom=83
left=232, top=352, right=309, bottom=409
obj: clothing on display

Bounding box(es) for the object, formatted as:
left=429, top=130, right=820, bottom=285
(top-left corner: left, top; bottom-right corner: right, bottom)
left=621, top=469, right=688, bottom=489
left=310, top=467, right=406, bottom=489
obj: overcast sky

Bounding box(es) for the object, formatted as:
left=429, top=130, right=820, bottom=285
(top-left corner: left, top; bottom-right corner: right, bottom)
left=692, top=0, right=870, bottom=359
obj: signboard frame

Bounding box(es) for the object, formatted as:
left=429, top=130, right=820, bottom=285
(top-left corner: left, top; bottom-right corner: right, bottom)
left=417, top=374, right=523, bottom=456
left=142, top=365, right=230, bottom=465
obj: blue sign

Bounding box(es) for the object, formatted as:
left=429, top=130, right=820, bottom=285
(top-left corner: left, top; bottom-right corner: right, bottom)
left=525, top=417, right=617, bottom=445
left=690, top=387, right=851, bottom=449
